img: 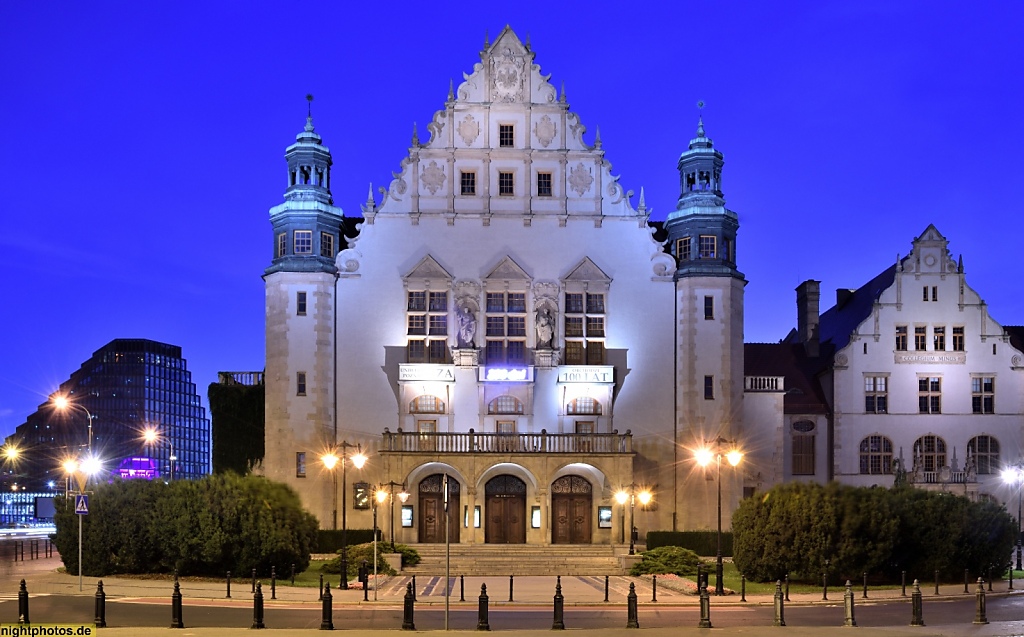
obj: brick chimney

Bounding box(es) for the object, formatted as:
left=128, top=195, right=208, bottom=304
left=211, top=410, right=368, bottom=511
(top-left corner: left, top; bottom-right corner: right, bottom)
left=796, top=280, right=820, bottom=358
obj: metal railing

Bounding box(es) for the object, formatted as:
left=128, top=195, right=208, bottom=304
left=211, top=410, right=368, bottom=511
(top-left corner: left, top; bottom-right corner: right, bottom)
left=381, top=429, right=632, bottom=454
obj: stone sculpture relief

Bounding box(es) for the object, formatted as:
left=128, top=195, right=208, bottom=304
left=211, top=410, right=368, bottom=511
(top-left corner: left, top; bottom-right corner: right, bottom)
left=419, top=161, right=445, bottom=195
left=457, top=114, right=480, bottom=146
left=491, top=48, right=525, bottom=102
left=456, top=304, right=476, bottom=348
left=535, top=307, right=555, bottom=349
left=569, top=163, right=594, bottom=196
left=534, top=115, right=556, bottom=148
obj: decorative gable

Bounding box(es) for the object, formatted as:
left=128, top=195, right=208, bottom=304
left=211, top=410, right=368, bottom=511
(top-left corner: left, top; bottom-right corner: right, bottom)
left=404, top=255, right=453, bottom=289
left=485, top=256, right=532, bottom=284
left=563, top=257, right=611, bottom=293
left=905, top=224, right=958, bottom=275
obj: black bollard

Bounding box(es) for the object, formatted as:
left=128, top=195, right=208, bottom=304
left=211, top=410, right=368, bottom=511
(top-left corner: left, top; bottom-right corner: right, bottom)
left=626, top=582, right=639, bottom=629
left=604, top=575, right=609, bottom=603
left=402, top=582, right=416, bottom=631
left=18, top=579, right=29, bottom=625
left=973, top=578, right=988, bottom=625
left=934, top=569, right=940, bottom=596
left=698, top=584, right=712, bottom=628
left=94, top=580, right=107, bottom=628
left=320, top=581, right=334, bottom=630
left=651, top=574, right=657, bottom=602
left=291, top=563, right=296, bottom=586
left=844, top=580, right=857, bottom=627
left=552, top=575, right=565, bottom=630
left=412, top=575, right=417, bottom=601
left=509, top=574, right=514, bottom=602
left=252, top=568, right=257, bottom=594
left=170, top=579, right=184, bottom=629
left=901, top=570, right=907, bottom=597
left=363, top=573, right=369, bottom=602
left=319, top=573, right=324, bottom=601
left=785, top=573, right=790, bottom=602
left=964, top=568, right=969, bottom=594
left=476, top=583, right=490, bottom=631
left=460, top=574, right=465, bottom=601
left=741, top=574, right=746, bottom=602
left=911, top=579, right=925, bottom=626
left=773, top=580, right=785, bottom=627
left=822, top=571, right=828, bottom=601
left=1010, top=562, right=1014, bottom=590
left=271, top=565, right=277, bottom=600
left=252, top=581, right=266, bottom=629
left=863, top=572, right=868, bottom=599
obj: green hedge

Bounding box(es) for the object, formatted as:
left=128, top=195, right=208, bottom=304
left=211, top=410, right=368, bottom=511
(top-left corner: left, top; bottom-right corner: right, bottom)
left=315, top=529, right=378, bottom=553
left=732, top=482, right=1016, bottom=583
left=647, top=531, right=733, bottom=556
left=53, top=474, right=317, bottom=577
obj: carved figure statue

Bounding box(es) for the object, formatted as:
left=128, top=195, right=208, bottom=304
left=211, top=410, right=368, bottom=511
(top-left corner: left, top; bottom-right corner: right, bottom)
left=965, top=454, right=977, bottom=481
left=892, top=457, right=907, bottom=488
left=536, top=308, right=555, bottom=349
left=456, top=305, right=476, bottom=348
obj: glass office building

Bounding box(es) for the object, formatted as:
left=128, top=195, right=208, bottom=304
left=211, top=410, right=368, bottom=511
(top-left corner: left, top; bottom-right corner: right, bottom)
left=3, top=339, right=210, bottom=490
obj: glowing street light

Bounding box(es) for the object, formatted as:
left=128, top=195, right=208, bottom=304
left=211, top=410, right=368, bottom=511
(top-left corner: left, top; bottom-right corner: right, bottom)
left=377, top=481, right=410, bottom=552
left=143, top=426, right=176, bottom=481
left=321, top=442, right=366, bottom=589
left=615, top=484, right=652, bottom=555
left=696, top=437, right=743, bottom=596
left=1003, top=465, right=1024, bottom=572
left=52, top=394, right=95, bottom=459
left=62, top=453, right=102, bottom=592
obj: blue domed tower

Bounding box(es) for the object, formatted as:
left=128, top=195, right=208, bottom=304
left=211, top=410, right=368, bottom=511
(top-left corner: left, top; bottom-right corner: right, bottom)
left=665, top=113, right=746, bottom=531
left=263, top=100, right=344, bottom=525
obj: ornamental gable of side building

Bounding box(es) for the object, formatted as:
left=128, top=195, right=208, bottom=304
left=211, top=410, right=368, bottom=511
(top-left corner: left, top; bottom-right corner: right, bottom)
left=266, top=26, right=709, bottom=548
left=781, top=225, right=1024, bottom=501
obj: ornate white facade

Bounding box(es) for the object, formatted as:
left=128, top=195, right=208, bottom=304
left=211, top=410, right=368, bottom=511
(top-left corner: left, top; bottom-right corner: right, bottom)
left=263, top=27, right=742, bottom=546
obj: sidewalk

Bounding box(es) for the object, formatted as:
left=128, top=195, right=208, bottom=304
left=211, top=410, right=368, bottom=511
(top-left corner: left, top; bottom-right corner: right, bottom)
left=3, top=552, right=1022, bottom=608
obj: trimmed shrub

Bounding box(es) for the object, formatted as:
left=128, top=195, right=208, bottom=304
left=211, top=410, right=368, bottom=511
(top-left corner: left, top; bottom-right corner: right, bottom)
left=647, top=531, right=732, bottom=556
left=321, top=542, right=400, bottom=577
left=53, top=474, right=318, bottom=577
left=630, top=546, right=706, bottom=576
left=733, top=482, right=1015, bottom=583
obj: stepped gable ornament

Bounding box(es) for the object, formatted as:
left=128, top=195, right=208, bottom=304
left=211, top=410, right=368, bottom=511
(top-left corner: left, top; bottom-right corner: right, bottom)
left=491, top=47, right=525, bottom=103
left=569, top=162, right=594, bottom=196
left=420, top=161, right=446, bottom=195
left=457, top=115, right=480, bottom=146
left=534, top=115, right=556, bottom=147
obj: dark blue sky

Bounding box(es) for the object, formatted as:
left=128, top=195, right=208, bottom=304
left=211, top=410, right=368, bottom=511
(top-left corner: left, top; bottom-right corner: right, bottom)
left=2, top=2, right=1022, bottom=440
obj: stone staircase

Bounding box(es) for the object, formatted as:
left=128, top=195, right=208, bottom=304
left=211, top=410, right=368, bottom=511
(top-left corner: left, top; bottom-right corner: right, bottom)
left=401, top=544, right=630, bottom=576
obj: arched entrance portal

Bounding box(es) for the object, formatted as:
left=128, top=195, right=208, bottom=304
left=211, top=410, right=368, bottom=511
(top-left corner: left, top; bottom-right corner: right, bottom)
left=418, top=474, right=460, bottom=543
left=551, top=475, right=593, bottom=544
left=485, top=475, right=527, bottom=544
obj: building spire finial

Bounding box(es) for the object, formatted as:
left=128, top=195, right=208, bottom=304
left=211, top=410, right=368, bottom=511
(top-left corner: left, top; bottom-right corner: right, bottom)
left=305, top=94, right=315, bottom=131
left=594, top=125, right=603, bottom=149
left=448, top=79, right=454, bottom=102
left=638, top=187, right=647, bottom=212
left=559, top=81, right=567, bottom=104
left=484, top=30, right=489, bottom=49
left=412, top=122, right=419, bottom=146
left=366, top=183, right=375, bottom=206
left=696, top=100, right=705, bottom=137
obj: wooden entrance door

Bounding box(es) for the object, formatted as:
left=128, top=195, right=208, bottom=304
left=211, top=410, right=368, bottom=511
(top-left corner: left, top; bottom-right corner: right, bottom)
left=484, top=475, right=527, bottom=544
left=551, top=475, right=593, bottom=544
left=418, top=474, right=460, bottom=543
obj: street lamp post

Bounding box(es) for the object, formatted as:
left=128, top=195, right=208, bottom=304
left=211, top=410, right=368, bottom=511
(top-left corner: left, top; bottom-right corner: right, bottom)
left=373, top=487, right=388, bottom=601
left=321, top=442, right=366, bottom=590
left=1003, top=465, right=1024, bottom=572
left=63, top=456, right=100, bottom=592
left=143, top=426, right=176, bottom=481
left=696, top=437, right=743, bottom=596
left=379, top=481, right=410, bottom=552
left=615, top=484, right=652, bottom=556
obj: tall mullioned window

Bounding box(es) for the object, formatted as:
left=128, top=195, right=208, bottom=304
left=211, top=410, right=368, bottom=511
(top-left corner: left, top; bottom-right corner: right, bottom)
left=407, top=291, right=448, bottom=363
left=676, top=237, right=691, bottom=261
left=918, top=376, right=941, bottom=414
left=859, top=435, right=893, bottom=475
left=537, top=172, right=552, bottom=197
left=967, top=435, right=1000, bottom=474
left=460, top=171, right=476, bottom=195
left=913, top=435, right=946, bottom=473
left=971, top=376, right=994, bottom=414
left=485, top=292, right=527, bottom=365
left=564, top=292, right=606, bottom=365
left=864, top=376, right=887, bottom=413
left=498, top=171, right=514, bottom=196
left=294, top=230, right=312, bottom=254
left=499, top=124, right=514, bottom=147
left=933, top=326, right=945, bottom=351
left=895, top=325, right=908, bottom=351
left=914, top=326, right=927, bottom=351
left=952, top=326, right=965, bottom=351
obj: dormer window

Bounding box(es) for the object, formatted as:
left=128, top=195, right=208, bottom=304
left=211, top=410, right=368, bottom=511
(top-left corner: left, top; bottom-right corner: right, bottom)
left=320, top=232, right=335, bottom=258
left=676, top=237, right=691, bottom=261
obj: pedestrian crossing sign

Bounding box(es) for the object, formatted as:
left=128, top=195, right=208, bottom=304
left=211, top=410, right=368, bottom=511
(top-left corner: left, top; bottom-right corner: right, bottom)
left=75, top=494, right=89, bottom=515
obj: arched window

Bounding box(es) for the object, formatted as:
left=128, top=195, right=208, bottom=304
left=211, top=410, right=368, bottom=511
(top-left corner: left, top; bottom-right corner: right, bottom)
left=967, top=435, right=1000, bottom=474
left=913, top=435, right=947, bottom=473
left=566, top=397, right=602, bottom=415
left=859, top=435, right=893, bottom=475
left=488, top=395, right=524, bottom=415
left=410, top=395, right=446, bottom=414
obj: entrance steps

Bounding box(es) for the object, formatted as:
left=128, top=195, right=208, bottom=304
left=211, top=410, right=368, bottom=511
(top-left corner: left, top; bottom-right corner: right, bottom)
left=401, top=543, right=629, bottom=576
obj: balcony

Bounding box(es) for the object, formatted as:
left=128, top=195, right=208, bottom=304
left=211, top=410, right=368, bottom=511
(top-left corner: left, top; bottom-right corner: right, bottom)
left=380, top=429, right=633, bottom=455
left=745, top=376, right=784, bottom=392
